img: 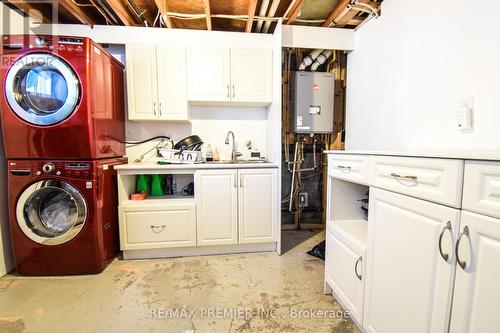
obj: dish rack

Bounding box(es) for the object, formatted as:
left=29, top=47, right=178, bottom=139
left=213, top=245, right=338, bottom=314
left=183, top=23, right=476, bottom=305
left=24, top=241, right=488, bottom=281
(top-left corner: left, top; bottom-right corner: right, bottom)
left=158, top=148, right=203, bottom=164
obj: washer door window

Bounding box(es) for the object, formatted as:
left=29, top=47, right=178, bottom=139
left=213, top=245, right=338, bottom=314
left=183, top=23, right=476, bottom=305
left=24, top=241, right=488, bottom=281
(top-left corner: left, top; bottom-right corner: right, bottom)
left=5, top=53, right=80, bottom=126
left=16, top=180, right=87, bottom=245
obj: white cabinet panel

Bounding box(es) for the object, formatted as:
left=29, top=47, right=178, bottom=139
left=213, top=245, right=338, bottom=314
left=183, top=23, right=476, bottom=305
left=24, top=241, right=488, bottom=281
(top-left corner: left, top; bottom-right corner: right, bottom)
left=120, top=204, right=196, bottom=250
left=156, top=45, right=188, bottom=121
left=368, top=156, right=464, bottom=207
left=364, top=188, right=459, bottom=333
left=238, top=169, right=278, bottom=243
left=230, top=48, right=272, bottom=103
left=325, top=225, right=365, bottom=325
left=187, top=47, right=230, bottom=102
left=450, top=211, right=500, bottom=333
left=125, top=44, right=158, bottom=120
left=329, top=154, right=369, bottom=185
left=196, top=170, right=238, bottom=245
left=463, top=161, right=500, bottom=218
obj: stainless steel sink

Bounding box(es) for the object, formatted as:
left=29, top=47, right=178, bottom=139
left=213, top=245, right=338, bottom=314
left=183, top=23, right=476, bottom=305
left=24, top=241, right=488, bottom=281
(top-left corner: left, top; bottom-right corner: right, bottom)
left=205, top=160, right=270, bottom=164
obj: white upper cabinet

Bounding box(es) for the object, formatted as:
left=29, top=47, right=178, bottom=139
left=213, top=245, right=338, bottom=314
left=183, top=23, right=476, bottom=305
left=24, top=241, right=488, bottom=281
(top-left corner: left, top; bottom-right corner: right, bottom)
left=450, top=211, right=500, bottom=333
left=364, top=188, right=459, bottom=333
left=230, top=49, right=272, bottom=103
left=238, top=169, right=278, bottom=243
left=126, top=44, right=188, bottom=122
left=156, top=45, right=188, bottom=121
left=126, top=44, right=158, bottom=121
left=196, top=170, right=238, bottom=246
left=187, top=47, right=272, bottom=104
left=187, top=47, right=231, bottom=102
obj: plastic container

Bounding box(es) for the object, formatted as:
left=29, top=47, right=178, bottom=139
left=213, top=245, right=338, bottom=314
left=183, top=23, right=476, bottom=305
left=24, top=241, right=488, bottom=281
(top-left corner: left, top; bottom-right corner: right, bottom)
left=151, top=175, right=165, bottom=196
left=136, top=174, right=150, bottom=194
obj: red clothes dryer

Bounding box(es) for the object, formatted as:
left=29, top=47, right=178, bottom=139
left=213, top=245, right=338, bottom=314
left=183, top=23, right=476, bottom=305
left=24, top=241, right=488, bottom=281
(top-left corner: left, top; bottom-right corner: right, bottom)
left=0, top=35, right=125, bottom=159
left=7, top=157, right=127, bottom=275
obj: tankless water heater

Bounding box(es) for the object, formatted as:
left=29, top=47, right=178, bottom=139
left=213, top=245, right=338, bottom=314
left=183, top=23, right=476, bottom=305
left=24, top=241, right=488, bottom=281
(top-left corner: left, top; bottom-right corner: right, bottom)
left=291, top=71, right=334, bottom=133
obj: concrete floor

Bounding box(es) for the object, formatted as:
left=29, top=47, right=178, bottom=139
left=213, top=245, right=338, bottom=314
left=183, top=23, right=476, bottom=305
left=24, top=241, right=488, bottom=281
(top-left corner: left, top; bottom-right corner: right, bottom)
left=0, top=230, right=359, bottom=333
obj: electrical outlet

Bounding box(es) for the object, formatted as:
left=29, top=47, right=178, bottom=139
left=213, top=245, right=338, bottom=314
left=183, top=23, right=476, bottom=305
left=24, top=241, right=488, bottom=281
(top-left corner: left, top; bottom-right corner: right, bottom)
left=456, top=97, right=474, bottom=130
left=299, top=192, right=309, bottom=207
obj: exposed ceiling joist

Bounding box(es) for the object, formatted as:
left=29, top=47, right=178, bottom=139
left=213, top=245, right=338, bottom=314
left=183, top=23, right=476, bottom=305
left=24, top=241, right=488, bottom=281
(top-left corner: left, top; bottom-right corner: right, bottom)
left=58, top=0, right=96, bottom=25
left=285, top=0, right=304, bottom=25
left=203, top=0, right=212, bottom=30
left=245, top=0, right=258, bottom=33
left=154, top=0, right=174, bottom=28
left=322, top=0, right=351, bottom=27
left=335, top=8, right=360, bottom=28
left=105, top=0, right=137, bottom=26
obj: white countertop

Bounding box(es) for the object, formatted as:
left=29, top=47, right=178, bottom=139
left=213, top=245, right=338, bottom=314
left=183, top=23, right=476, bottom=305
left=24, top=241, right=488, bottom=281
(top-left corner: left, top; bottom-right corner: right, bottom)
left=115, top=161, right=279, bottom=171
left=324, top=150, right=500, bottom=161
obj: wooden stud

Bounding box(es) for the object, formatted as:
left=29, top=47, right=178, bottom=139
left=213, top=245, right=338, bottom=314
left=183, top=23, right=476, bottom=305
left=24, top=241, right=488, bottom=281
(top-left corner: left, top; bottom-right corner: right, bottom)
left=285, top=0, right=304, bottom=25
left=245, top=0, right=258, bottom=32
left=153, top=0, right=174, bottom=28
left=203, top=0, right=212, bottom=30
left=58, top=0, right=96, bottom=25
left=105, top=0, right=138, bottom=26
left=4, top=0, right=49, bottom=23
left=335, top=9, right=359, bottom=28
left=322, top=0, right=351, bottom=27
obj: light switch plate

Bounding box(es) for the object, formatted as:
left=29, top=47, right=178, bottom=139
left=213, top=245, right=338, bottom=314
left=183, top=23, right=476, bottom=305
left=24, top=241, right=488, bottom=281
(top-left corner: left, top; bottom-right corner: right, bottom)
left=456, top=97, right=474, bottom=130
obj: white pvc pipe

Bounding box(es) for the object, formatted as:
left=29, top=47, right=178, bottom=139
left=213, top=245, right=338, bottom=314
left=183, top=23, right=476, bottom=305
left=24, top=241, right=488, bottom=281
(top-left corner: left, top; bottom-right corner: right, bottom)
left=261, top=0, right=281, bottom=33
left=255, top=0, right=270, bottom=33
left=298, top=49, right=323, bottom=70
left=310, top=50, right=333, bottom=71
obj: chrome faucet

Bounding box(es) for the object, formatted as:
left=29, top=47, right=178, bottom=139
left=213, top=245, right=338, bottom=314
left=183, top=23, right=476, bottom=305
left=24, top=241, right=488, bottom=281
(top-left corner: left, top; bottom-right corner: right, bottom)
left=225, top=130, right=242, bottom=161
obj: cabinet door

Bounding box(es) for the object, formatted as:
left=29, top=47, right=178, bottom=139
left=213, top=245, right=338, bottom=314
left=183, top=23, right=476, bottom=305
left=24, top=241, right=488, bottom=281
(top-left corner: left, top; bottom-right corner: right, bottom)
left=450, top=211, right=500, bottom=333
left=363, top=188, right=459, bottom=333
left=230, top=48, right=272, bottom=103
left=186, top=47, right=230, bottom=102
left=238, top=169, right=278, bottom=243
left=196, top=170, right=238, bottom=245
left=325, top=226, right=365, bottom=325
left=125, top=44, right=158, bottom=120
left=156, top=45, right=188, bottom=121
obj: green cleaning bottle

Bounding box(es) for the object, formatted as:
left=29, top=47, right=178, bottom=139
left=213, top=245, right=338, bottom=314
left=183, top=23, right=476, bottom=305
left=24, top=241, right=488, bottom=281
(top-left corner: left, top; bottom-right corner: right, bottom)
left=136, top=174, right=150, bottom=194
left=151, top=174, right=165, bottom=196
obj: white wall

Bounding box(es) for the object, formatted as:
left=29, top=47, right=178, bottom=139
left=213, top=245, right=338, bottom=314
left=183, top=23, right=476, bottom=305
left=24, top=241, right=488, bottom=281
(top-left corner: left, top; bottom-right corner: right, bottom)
left=346, top=0, right=500, bottom=151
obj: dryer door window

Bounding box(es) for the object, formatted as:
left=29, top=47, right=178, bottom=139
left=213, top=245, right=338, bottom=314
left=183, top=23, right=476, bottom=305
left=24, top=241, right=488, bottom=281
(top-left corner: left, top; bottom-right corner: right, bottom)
left=5, top=53, right=80, bottom=126
left=16, top=180, right=87, bottom=246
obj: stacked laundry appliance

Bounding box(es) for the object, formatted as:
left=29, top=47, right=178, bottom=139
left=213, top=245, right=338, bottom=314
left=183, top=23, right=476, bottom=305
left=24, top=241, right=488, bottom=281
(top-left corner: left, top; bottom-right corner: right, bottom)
left=0, top=35, right=127, bottom=275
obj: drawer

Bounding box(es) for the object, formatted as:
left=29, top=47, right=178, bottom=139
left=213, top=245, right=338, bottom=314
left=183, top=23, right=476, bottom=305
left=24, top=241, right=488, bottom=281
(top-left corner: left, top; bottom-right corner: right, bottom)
left=119, top=204, right=196, bottom=250
left=368, top=156, right=464, bottom=207
left=463, top=161, right=500, bottom=218
left=329, top=154, right=369, bottom=184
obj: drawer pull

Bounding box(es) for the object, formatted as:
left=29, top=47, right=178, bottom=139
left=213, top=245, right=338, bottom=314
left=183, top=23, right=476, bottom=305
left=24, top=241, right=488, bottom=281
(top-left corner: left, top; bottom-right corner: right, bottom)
left=456, top=226, right=470, bottom=270
left=438, top=221, right=452, bottom=262
left=337, top=165, right=352, bottom=170
left=354, top=256, right=362, bottom=280
left=150, top=225, right=166, bottom=233
left=390, top=173, right=418, bottom=180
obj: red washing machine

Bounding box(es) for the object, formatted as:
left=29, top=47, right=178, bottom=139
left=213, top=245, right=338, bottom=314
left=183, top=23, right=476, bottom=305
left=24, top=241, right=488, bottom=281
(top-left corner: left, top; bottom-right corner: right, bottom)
left=0, top=35, right=125, bottom=159
left=7, top=157, right=127, bottom=275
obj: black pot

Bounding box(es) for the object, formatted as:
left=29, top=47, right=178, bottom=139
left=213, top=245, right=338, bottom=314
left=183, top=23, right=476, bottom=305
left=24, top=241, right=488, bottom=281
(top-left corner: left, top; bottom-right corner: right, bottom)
left=174, top=135, right=203, bottom=151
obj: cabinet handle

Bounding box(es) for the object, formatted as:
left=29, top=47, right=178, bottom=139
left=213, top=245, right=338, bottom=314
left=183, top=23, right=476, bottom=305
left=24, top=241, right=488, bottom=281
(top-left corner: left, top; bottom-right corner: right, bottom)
left=337, top=165, right=351, bottom=170
left=234, top=175, right=238, bottom=188
left=227, top=84, right=230, bottom=98
left=159, top=102, right=162, bottom=117
left=150, top=225, right=166, bottom=233
left=153, top=102, right=157, bottom=116
left=240, top=174, right=244, bottom=187
left=390, top=173, right=418, bottom=180
left=438, top=221, right=452, bottom=262
left=354, top=256, right=362, bottom=280
left=455, top=226, right=470, bottom=270
left=232, top=84, right=235, bottom=98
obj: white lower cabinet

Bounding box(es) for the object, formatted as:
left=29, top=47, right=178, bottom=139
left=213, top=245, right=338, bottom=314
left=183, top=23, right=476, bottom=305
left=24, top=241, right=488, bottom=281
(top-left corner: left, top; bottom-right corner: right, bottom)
left=450, top=211, right=500, bottom=333
left=196, top=168, right=278, bottom=246
left=195, top=170, right=238, bottom=246
left=325, top=224, right=365, bottom=325
left=363, top=188, right=459, bottom=333
left=119, top=203, right=196, bottom=250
